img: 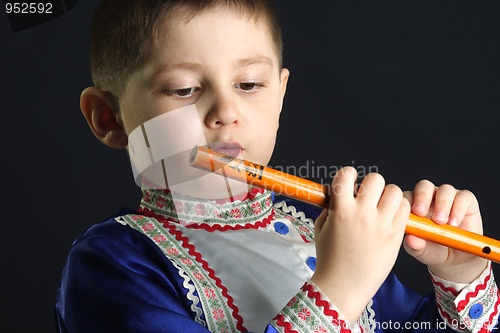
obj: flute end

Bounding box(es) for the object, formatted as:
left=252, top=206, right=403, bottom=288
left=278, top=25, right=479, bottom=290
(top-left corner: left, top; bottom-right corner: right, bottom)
left=190, top=146, right=199, bottom=166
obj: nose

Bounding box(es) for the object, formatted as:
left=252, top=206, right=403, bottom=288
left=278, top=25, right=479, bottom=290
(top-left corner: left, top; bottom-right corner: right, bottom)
left=205, top=92, right=239, bottom=129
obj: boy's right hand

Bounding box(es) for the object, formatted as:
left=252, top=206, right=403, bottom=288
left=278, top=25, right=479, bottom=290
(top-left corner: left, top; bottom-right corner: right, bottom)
left=310, top=167, right=410, bottom=323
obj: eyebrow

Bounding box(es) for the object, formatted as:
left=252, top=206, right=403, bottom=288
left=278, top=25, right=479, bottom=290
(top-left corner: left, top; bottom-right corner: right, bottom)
left=151, top=62, right=201, bottom=77
left=153, top=56, right=273, bottom=74
left=237, top=56, right=274, bottom=67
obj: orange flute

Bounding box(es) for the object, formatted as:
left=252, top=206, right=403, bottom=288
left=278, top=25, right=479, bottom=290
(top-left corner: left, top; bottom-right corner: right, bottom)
left=190, top=145, right=500, bottom=263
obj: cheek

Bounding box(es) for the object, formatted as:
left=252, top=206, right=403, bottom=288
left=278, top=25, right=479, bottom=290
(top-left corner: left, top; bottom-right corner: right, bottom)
left=253, top=99, right=281, bottom=141
left=119, top=107, right=142, bottom=136
left=119, top=97, right=156, bottom=135
left=255, top=120, right=279, bottom=159
left=122, top=98, right=186, bottom=136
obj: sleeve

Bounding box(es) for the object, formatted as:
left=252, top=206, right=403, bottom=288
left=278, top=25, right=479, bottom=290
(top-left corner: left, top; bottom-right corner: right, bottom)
left=265, top=273, right=484, bottom=333
left=431, top=262, right=500, bottom=333
left=55, top=222, right=211, bottom=333
left=266, top=280, right=372, bottom=333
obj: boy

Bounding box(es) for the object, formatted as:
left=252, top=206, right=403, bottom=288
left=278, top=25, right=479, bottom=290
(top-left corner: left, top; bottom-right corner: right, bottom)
left=56, top=0, right=499, bottom=332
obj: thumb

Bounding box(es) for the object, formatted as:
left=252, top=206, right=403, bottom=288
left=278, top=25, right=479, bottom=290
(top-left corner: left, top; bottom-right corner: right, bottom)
left=403, top=235, right=428, bottom=259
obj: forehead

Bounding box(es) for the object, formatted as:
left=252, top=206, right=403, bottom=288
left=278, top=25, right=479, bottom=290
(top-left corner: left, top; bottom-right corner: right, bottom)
left=151, top=7, right=280, bottom=68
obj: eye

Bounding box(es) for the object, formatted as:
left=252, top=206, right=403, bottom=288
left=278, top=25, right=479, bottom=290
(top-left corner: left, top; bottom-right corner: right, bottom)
left=163, top=87, right=200, bottom=99
left=234, top=82, right=265, bottom=93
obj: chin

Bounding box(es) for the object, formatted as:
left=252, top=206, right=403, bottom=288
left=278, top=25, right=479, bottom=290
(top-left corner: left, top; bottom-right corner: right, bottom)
left=168, top=172, right=250, bottom=199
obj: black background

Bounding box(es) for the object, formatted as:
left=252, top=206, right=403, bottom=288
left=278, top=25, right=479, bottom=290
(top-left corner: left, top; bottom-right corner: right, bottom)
left=1, top=1, right=500, bottom=331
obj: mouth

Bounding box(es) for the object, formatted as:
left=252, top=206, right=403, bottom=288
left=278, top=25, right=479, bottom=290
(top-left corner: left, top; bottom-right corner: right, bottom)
left=208, top=142, right=243, bottom=158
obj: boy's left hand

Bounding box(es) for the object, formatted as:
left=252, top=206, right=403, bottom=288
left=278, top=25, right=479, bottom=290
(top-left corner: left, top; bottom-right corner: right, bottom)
left=403, top=180, right=488, bottom=283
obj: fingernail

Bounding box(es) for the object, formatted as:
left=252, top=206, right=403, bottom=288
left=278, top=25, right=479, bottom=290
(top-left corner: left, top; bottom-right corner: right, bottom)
left=433, top=211, right=446, bottom=222
left=412, top=203, right=426, bottom=213
left=449, top=217, right=459, bottom=227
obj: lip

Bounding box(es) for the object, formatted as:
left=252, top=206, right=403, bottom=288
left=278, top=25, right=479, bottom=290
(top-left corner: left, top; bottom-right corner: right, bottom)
left=208, top=142, right=243, bottom=158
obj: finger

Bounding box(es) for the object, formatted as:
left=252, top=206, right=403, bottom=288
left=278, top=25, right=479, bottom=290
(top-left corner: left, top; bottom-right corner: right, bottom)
left=356, top=173, right=385, bottom=206
left=315, top=209, right=328, bottom=234
left=404, top=235, right=448, bottom=266
left=449, top=190, right=480, bottom=230
left=403, top=235, right=427, bottom=257
left=378, top=184, right=403, bottom=217
left=412, top=179, right=436, bottom=216
left=330, top=167, right=357, bottom=208
left=432, top=184, right=457, bottom=225
left=393, top=197, right=410, bottom=233
left=403, top=190, right=414, bottom=205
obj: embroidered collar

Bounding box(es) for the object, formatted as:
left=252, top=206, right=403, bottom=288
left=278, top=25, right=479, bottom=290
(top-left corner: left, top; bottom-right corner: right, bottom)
left=138, top=186, right=275, bottom=231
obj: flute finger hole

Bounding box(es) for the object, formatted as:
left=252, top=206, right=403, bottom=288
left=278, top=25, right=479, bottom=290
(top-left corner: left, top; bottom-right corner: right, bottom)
left=482, top=247, right=491, bottom=255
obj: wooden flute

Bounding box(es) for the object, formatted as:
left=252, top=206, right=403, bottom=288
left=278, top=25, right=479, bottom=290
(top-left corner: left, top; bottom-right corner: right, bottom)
left=190, top=145, right=500, bottom=263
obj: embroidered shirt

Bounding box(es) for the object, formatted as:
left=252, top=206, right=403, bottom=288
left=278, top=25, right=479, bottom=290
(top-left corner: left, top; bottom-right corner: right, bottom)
left=55, top=187, right=500, bottom=333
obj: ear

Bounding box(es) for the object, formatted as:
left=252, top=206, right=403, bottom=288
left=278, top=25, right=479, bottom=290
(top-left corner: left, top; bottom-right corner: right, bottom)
left=80, top=87, right=128, bottom=149
left=279, top=68, right=290, bottom=108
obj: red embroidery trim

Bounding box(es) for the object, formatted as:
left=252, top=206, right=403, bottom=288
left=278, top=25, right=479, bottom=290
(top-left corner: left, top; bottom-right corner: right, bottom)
left=182, top=213, right=274, bottom=231
left=301, top=282, right=354, bottom=333
left=482, top=287, right=500, bottom=333
left=436, top=265, right=499, bottom=333
left=138, top=206, right=275, bottom=232
left=300, top=234, right=312, bottom=244
left=211, top=187, right=264, bottom=204
left=435, top=302, right=456, bottom=328
left=430, top=274, right=460, bottom=297
left=274, top=314, right=299, bottom=333
left=457, top=271, right=491, bottom=312
left=162, top=221, right=247, bottom=332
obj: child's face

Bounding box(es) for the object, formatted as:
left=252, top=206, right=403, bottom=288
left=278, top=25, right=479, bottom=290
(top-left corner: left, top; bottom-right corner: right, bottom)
left=118, top=7, right=289, bottom=168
